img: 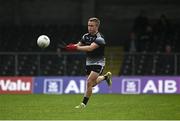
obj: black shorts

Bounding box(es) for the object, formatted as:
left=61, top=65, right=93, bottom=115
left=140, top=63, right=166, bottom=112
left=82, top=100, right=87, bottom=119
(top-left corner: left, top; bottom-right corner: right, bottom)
left=85, top=65, right=104, bottom=75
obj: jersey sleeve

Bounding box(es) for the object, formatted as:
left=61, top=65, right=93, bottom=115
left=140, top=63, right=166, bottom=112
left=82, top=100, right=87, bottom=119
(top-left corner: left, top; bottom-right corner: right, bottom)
left=94, top=37, right=106, bottom=45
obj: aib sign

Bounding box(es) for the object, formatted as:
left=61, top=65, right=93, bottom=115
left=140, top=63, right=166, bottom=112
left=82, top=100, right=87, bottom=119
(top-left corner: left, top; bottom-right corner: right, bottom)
left=122, top=78, right=140, bottom=94
left=44, top=79, right=63, bottom=94
left=121, top=77, right=179, bottom=94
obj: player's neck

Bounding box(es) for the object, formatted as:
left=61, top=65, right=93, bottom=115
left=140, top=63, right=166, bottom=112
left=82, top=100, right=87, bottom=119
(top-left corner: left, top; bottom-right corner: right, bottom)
left=90, top=31, right=98, bottom=35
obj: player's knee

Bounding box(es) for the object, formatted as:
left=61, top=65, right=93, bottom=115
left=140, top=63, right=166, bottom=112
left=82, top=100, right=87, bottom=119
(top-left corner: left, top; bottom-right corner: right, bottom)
left=87, top=81, right=93, bottom=88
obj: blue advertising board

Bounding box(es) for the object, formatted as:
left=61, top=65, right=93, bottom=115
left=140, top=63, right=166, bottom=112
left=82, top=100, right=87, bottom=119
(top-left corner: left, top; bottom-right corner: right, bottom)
left=33, top=76, right=180, bottom=94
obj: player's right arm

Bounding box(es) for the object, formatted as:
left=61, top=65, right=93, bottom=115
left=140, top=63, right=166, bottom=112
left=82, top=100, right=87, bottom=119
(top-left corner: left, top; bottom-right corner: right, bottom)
left=65, top=34, right=86, bottom=51
left=76, top=42, right=99, bottom=52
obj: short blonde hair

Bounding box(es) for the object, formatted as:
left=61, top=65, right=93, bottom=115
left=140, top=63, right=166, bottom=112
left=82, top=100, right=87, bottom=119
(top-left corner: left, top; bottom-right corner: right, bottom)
left=88, top=17, right=100, bottom=27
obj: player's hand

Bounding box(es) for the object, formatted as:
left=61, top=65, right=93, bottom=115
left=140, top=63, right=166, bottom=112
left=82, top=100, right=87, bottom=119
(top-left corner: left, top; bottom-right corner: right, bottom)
left=65, top=43, right=77, bottom=51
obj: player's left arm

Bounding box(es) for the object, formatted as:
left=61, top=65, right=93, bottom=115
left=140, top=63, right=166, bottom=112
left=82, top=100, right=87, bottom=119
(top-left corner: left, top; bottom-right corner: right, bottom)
left=77, top=42, right=99, bottom=52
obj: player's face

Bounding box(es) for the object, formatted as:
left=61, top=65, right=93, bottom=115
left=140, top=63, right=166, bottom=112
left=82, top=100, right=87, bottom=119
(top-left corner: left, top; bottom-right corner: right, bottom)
left=88, top=21, right=98, bottom=34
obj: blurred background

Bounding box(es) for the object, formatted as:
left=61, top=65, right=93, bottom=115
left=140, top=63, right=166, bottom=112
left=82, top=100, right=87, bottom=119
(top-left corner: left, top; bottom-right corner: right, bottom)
left=0, top=0, right=180, bottom=76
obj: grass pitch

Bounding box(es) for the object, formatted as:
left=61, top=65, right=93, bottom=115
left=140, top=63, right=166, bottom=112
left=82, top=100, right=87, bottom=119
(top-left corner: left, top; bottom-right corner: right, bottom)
left=0, top=94, right=180, bottom=120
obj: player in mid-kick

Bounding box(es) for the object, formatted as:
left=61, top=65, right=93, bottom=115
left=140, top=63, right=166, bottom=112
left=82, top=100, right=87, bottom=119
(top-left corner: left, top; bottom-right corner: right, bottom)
left=66, top=17, right=112, bottom=108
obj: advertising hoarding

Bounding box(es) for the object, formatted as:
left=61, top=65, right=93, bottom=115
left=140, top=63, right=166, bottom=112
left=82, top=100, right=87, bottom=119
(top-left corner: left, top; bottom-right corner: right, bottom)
left=0, top=77, right=33, bottom=94
left=1, top=76, right=179, bottom=94
left=33, top=76, right=180, bottom=94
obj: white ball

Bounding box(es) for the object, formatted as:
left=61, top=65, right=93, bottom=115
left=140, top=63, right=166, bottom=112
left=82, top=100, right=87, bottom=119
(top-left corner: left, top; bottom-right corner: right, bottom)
left=37, top=35, right=50, bottom=48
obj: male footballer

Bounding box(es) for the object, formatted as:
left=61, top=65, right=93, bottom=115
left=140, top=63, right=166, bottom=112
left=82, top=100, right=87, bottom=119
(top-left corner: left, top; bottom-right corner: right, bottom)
left=66, top=17, right=112, bottom=109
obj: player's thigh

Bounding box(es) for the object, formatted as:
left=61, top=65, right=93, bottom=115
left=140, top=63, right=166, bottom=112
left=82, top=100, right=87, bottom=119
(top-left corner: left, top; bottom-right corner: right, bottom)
left=87, top=71, right=99, bottom=84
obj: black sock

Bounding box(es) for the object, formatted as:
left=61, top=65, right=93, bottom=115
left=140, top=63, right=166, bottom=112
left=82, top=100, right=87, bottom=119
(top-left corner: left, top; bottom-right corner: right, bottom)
left=104, top=75, right=108, bottom=80
left=82, top=97, right=89, bottom=105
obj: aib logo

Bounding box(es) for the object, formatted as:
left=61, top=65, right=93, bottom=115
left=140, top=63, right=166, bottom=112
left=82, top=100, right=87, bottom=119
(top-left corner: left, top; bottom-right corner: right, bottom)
left=44, top=79, right=63, bottom=94
left=122, top=79, right=141, bottom=94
